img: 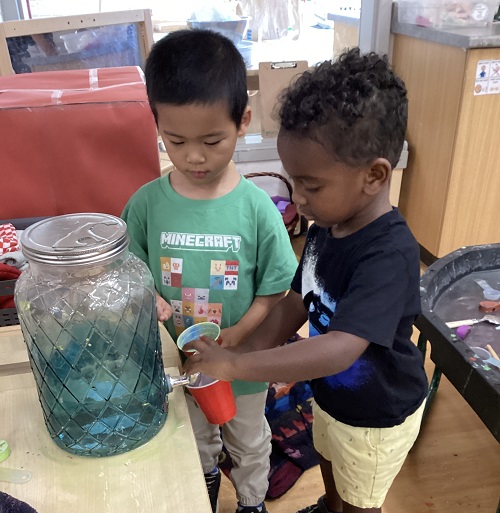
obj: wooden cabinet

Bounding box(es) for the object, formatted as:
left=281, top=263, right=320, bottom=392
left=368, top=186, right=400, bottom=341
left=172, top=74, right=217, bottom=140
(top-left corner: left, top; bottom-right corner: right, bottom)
left=392, top=32, right=500, bottom=260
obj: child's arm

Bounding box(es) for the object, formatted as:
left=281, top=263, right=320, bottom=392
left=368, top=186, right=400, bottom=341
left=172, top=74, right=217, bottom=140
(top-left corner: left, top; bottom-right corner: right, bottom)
left=185, top=328, right=368, bottom=384
left=235, top=290, right=308, bottom=352
left=220, top=292, right=285, bottom=348
left=184, top=289, right=313, bottom=380
left=236, top=330, right=368, bottom=382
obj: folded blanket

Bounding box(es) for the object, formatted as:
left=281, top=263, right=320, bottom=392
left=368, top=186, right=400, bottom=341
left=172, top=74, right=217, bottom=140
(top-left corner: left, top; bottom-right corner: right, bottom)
left=0, top=250, right=28, bottom=271
left=220, top=391, right=318, bottom=500
left=0, top=223, right=20, bottom=256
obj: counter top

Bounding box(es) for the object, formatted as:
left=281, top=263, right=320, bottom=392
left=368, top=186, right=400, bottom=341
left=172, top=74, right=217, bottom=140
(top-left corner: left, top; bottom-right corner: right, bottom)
left=0, top=324, right=211, bottom=513
left=327, top=10, right=360, bottom=27
left=391, top=4, right=500, bottom=48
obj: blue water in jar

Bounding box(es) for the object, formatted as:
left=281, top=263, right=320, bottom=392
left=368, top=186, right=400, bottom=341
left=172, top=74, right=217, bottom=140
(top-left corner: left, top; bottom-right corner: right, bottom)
left=21, top=281, right=168, bottom=457
left=15, top=214, right=170, bottom=457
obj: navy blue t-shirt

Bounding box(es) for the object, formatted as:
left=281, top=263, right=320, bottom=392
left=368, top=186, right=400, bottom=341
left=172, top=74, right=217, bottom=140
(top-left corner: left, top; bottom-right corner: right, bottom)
left=291, top=209, right=427, bottom=428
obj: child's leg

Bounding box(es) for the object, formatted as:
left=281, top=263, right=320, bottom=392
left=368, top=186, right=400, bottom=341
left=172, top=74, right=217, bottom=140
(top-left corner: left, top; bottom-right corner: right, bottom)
left=186, top=394, right=223, bottom=470
left=313, top=400, right=425, bottom=511
left=318, top=452, right=381, bottom=513
left=317, top=452, right=343, bottom=512
left=221, top=391, right=271, bottom=507
left=186, top=394, right=224, bottom=512
left=300, top=455, right=381, bottom=512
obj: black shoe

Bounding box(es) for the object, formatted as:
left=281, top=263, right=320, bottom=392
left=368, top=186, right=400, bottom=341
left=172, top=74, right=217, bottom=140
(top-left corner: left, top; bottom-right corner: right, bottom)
left=204, top=468, right=221, bottom=513
left=296, top=495, right=336, bottom=513
left=235, top=503, right=268, bottom=513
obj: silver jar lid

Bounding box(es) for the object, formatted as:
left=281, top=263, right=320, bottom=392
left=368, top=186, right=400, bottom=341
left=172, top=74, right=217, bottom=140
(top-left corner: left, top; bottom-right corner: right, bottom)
left=21, top=213, right=130, bottom=265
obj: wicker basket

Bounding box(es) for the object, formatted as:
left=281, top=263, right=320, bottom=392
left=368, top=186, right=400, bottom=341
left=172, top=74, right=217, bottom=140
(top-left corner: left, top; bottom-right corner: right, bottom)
left=244, top=172, right=300, bottom=237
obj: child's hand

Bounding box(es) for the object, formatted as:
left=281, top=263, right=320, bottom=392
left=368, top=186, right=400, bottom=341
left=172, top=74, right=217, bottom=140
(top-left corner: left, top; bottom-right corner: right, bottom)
left=183, top=336, right=237, bottom=381
left=156, top=293, right=173, bottom=322
left=219, top=326, right=242, bottom=348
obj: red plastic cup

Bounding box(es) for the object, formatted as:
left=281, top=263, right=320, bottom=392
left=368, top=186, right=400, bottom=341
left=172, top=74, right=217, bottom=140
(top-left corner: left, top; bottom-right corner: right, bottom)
left=187, top=374, right=236, bottom=425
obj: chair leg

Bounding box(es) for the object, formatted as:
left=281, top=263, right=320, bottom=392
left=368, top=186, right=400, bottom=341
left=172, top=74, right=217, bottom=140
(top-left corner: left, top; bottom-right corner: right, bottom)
left=416, top=333, right=442, bottom=424
left=417, top=332, right=428, bottom=359
left=423, top=367, right=442, bottom=422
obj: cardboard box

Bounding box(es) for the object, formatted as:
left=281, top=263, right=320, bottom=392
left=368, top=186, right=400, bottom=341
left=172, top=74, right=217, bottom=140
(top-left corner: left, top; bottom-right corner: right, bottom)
left=0, top=66, right=160, bottom=219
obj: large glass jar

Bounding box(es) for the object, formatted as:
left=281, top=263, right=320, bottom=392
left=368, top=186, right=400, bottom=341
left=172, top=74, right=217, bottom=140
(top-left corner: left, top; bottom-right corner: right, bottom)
left=14, top=214, right=168, bottom=457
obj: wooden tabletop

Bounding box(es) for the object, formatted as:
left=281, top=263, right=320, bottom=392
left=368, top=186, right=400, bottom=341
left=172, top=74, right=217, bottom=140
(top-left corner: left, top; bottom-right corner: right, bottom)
left=0, top=324, right=211, bottom=513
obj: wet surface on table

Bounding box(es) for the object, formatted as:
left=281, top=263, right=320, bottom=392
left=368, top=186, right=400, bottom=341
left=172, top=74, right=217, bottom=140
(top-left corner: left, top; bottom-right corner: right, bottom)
left=434, top=270, right=500, bottom=371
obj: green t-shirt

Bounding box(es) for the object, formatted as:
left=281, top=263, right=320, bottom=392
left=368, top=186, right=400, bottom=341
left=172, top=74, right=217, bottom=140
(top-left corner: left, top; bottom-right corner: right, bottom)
left=122, top=174, right=297, bottom=395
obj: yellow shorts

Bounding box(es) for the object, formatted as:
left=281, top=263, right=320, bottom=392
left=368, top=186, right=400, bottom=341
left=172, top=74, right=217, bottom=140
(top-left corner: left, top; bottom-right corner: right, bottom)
left=312, top=400, right=425, bottom=509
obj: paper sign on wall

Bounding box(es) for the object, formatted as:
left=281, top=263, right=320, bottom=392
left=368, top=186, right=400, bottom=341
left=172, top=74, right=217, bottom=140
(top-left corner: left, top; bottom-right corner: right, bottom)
left=474, top=60, right=500, bottom=95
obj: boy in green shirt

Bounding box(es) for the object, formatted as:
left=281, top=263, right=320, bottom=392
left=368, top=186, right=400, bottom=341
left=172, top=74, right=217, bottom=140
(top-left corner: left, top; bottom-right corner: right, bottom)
left=122, top=29, right=297, bottom=513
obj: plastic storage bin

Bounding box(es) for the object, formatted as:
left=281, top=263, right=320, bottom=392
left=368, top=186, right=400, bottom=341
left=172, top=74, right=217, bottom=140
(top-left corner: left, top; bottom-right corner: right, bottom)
left=186, top=16, right=250, bottom=44
left=236, top=40, right=254, bottom=68
left=398, top=1, right=498, bottom=28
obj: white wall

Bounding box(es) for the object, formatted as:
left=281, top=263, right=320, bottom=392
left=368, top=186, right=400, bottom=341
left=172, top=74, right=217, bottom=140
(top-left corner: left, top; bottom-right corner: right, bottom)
left=0, top=0, right=24, bottom=20
left=26, top=0, right=198, bottom=20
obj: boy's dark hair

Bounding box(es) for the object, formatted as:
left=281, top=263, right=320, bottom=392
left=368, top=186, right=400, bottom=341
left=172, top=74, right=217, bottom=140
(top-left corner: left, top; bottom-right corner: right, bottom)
left=278, top=48, right=407, bottom=169
left=144, top=29, right=248, bottom=127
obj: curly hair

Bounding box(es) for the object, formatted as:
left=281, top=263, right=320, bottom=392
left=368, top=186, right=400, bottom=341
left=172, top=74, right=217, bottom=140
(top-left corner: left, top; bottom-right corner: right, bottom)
left=278, top=48, right=407, bottom=169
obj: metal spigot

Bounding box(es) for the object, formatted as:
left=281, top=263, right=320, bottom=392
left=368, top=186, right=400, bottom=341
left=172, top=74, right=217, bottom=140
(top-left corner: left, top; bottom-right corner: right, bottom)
left=165, top=372, right=200, bottom=394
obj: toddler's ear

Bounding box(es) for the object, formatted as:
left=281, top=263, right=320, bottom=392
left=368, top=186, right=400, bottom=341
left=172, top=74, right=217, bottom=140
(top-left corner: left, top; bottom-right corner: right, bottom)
left=364, top=158, right=391, bottom=195
left=238, top=106, right=252, bottom=137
